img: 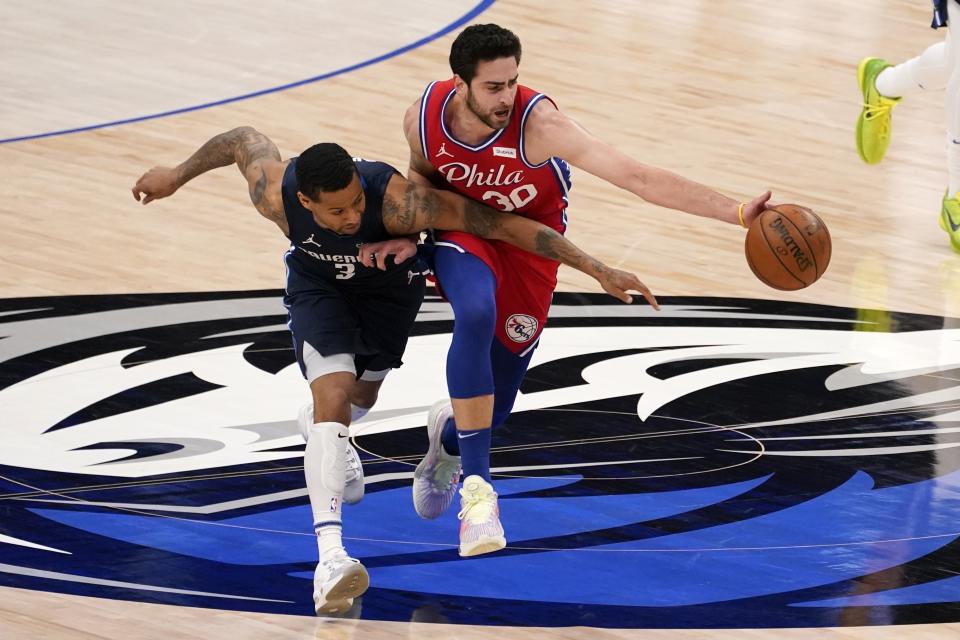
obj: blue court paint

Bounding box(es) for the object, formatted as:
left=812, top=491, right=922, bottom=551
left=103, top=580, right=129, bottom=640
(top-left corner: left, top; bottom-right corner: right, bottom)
left=365, top=471, right=960, bottom=606
left=0, top=0, right=495, bottom=145
left=791, top=574, right=960, bottom=607
left=29, top=474, right=769, bottom=566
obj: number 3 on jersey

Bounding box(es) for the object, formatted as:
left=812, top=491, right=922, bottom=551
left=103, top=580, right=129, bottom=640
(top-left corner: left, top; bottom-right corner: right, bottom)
left=482, top=184, right=538, bottom=212
left=334, top=263, right=355, bottom=279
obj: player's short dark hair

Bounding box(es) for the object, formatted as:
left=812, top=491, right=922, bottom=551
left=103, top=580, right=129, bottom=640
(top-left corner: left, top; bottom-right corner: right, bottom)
left=296, top=143, right=357, bottom=200
left=449, top=23, right=521, bottom=85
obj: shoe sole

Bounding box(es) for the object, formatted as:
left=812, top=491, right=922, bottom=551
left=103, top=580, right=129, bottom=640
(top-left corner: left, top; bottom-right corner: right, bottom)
left=412, top=401, right=454, bottom=520
left=459, top=536, right=507, bottom=557
left=314, top=564, right=370, bottom=615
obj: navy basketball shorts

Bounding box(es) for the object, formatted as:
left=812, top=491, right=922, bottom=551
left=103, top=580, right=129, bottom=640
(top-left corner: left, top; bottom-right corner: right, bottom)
left=283, top=269, right=425, bottom=380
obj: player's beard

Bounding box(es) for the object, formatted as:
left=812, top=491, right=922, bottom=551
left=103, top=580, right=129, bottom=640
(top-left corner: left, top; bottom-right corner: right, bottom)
left=466, top=90, right=511, bottom=130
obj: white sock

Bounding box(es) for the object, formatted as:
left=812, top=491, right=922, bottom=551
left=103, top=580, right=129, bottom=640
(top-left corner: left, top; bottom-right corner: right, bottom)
left=318, top=527, right=345, bottom=559
left=876, top=42, right=948, bottom=97
left=304, top=421, right=348, bottom=558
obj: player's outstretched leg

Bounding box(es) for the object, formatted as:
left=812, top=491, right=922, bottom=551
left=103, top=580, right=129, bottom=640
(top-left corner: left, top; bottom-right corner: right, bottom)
left=304, top=417, right=369, bottom=614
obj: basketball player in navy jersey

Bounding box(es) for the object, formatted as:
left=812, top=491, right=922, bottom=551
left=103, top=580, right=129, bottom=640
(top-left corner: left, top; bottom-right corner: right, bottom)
left=856, top=0, right=960, bottom=253
left=403, top=24, right=776, bottom=557
left=131, top=126, right=656, bottom=614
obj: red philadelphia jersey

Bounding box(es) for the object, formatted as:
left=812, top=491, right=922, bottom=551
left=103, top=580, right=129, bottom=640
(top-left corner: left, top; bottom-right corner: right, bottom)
left=419, top=78, right=571, bottom=232
left=418, top=78, right=574, bottom=353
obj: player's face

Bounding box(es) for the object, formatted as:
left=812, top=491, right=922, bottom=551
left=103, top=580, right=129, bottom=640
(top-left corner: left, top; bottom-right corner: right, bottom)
left=464, top=56, right=519, bottom=130
left=300, top=173, right=365, bottom=235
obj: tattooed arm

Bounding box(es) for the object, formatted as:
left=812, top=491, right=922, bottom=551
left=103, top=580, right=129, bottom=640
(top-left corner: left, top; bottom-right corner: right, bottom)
left=379, top=174, right=659, bottom=307
left=131, top=126, right=289, bottom=234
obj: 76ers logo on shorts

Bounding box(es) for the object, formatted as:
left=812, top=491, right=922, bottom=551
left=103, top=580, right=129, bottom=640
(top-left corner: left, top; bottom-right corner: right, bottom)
left=505, top=313, right=538, bottom=343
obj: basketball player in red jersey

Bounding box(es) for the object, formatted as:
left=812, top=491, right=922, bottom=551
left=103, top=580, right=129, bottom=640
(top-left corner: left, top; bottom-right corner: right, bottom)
left=401, top=24, right=775, bottom=557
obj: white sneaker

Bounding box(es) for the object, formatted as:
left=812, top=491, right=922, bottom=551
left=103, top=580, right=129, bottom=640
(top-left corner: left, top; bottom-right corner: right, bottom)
left=313, top=550, right=369, bottom=615
left=299, top=404, right=364, bottom=504
left=457, top=475, right=505, bottom=557
left=412, top=400, right=462, bottom=519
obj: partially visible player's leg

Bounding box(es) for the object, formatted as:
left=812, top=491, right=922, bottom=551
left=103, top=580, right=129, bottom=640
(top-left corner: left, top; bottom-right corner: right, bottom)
left=301, top=360, right=369, bottom=615
left=439, top=246, right=498, bottom=453
left=490, top=339, right=536, bottom=428
left=413, top=246, right=495, bottom=519
left=456, top=340, right=535, bottom=557
left=874, top=42, right=948, bottom=96
left=857, top=33, right=948, bottom=164
left=432, top=247, right=499, bottom=456
left=286, top=286, right=370, bottom=615
left=298, top=373, right=384, bottom=508
left=942, top=0, right=960, bottom=252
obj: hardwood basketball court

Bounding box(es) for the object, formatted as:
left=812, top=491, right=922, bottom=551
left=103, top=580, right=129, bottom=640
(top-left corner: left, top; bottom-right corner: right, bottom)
left=1, top=1, right=958, bottom=638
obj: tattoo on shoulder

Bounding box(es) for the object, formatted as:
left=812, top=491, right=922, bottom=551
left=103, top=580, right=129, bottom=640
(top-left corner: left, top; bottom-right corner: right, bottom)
left=249, top=166, right=268, bottom=206
left=236, top=128, right=281, bottom=173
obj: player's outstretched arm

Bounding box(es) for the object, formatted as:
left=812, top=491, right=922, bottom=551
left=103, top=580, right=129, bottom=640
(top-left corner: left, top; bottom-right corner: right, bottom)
left=523, top=101, right=772, bottom=227
left=379, top=174, right=659, bottom=308
left=131, top=126, right=286, bottom=227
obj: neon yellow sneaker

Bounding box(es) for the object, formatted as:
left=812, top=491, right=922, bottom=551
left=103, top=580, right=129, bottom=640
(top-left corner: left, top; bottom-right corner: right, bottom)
left=856, top=57, right=901, bottom=164
left=940, top=190, right=960, bottom=254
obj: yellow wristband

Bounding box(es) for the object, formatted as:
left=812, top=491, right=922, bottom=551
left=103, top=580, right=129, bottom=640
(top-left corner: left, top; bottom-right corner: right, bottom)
left=737, top=202, right=748, bottom=229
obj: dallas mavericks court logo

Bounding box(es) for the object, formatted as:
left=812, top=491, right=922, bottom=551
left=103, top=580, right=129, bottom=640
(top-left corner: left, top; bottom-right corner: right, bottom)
left=0, top=291, right=958, bottom=628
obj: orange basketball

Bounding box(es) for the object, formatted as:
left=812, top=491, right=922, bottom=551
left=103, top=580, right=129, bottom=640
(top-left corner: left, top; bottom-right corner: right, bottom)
left=744, top=204, right=832, bottom=291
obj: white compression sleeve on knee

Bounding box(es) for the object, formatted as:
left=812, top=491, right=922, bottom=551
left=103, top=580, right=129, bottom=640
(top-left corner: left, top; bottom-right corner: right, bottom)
left=876, top=41, right=948, bottom=96
left=304, top=421, right=347, bottom=556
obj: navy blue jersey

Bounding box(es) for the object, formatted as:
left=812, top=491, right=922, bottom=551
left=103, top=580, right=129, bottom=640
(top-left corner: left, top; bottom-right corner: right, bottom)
left=281, top=158, right=416, bottom=291
left=280, top=157, right=426, bottom=369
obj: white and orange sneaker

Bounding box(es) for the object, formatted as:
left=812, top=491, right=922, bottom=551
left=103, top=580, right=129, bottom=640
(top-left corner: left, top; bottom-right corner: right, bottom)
left=457, top=475, right=506, bottom=557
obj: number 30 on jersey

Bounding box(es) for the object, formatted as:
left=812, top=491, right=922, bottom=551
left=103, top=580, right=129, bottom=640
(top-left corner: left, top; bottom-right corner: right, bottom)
left=481, top=184, right=538, bottom=212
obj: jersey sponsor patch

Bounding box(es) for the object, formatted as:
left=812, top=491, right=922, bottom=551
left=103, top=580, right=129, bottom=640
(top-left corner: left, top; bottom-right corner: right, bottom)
left=492, top=146, right=517, bottom=159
